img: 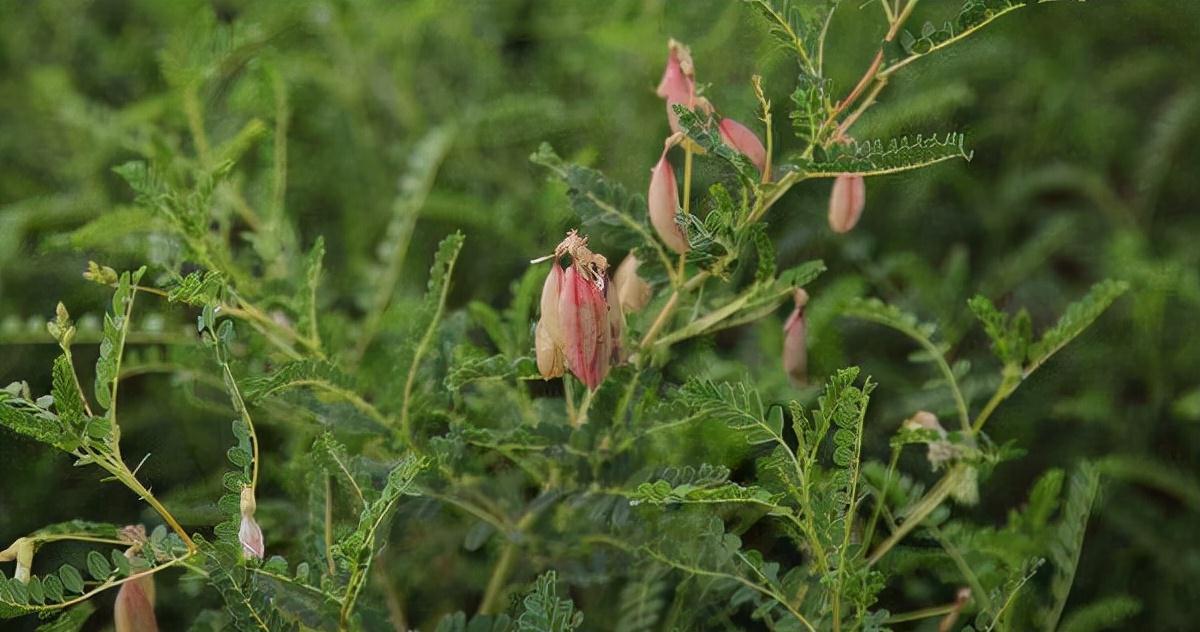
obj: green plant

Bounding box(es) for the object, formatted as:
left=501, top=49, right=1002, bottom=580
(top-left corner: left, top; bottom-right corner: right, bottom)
left=0, top=1, right=1149, bottom=630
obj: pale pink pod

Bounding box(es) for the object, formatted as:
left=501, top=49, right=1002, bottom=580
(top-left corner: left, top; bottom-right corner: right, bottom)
left=648, top=151, right=688, bottom=254
left=828, top=174, right=866, bottom=233
left=540, top=264, right=564, bottom=340
left=718, top=118, right=767, bottom=173
left=558, top=265, right=611, bottom=389
left=535, top=319, right=566, bottom=379
left=114, top=573, right=158, bottom=632
left=656, top=39, right=696, bottom=133
left=612, top=254, right=651, bottom=313
left=536, top=264, right=567, bottom=379
left=782, top=289, right=809, bottom=386
left=238, top=487, right=265, bottom=560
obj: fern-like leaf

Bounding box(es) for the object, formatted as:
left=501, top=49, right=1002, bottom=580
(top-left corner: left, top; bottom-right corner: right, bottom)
left=794, top=133, right=972, bottom=177
left=515, top=571, right=583, bottom=632
left=1040, top=462, right=1101, bottom=631
left=1026, top=279, right=1128, bottom=374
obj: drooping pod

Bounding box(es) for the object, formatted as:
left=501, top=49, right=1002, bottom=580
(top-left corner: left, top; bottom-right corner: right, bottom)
left=718, top=117, right=767, bottom=174
left=114, top=565, right=157, bottom=632
left=612, top=254, right=651, bottom=313
left=114, top=526, right=157, bottom=632
left=782, top=289, right=809, bottom=386
left=656, top=38, right=696, bottom=133
left=828, top=174, right=866, bottom=233
left=238, top=486, right=265, bottom=560
left=648, top=144, right=689, bottom=254
left=535, top=264, right=566, bottom=379
left=558, top=264, right=611, bottom=389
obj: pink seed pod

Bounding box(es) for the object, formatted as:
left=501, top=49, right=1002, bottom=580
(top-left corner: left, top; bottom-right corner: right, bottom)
left=828, top=174, right=866, bottom=233
left=536, top=264, right=567, bottom=379
left=533, top=231, right=620, bottom=390
left=656, top=39, right=696, bottom=133
left=238, top=487, right=265, bottom=560
left=718, top=118, right=767, bottom=174
left=782, top=289, right=809, bottom=386
left=648, top=150, right=688, bottom=254
left=558, top=264, right=611, bottom=390
left=114, top=572, right=158, bottom=632
left=612, top=254, right=651, bottom=313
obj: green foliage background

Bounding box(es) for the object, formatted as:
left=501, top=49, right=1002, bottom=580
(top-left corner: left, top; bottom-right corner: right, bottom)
left=1, top=0, right=1198, bottom=629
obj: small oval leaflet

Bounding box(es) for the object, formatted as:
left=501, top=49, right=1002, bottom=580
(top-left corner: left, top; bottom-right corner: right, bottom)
left=42, top=574, right=64, bottom=601
left=58, top=564, right=84, bottom=594
left=86, top=550, right=111, bottom=580
left=111, top=549, right=131, bottom=577
left=26, top=576, right=45, bottom=605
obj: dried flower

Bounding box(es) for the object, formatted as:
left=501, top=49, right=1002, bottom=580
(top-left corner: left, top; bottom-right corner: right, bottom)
left=718, top=117, right=767, bottom=173
left=238, top=486, right=264, bottom=560
left=648, top=147, right=689, bottom=254
left=114, top=571, right=158, bottom=632
left=612, top=254, right=651, bottom=313
left=536, top=264, right=566, bottom=379
left=782, top=289, right=809, bottom=386
left=903, top=411, right=955, bottom=469
left=828, top=174, right=866, bottom=233
left=656, top=39, right=696, bottom=133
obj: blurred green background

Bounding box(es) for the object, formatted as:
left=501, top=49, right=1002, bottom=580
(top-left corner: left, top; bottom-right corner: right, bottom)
left=1, top=0, right=1198, bottom=629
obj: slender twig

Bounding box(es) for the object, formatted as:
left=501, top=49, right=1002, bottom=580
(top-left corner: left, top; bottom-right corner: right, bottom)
left=867, top=464, right=964, bottom=565
left=324, top=476, right=336, bottom=575
left=478, top=507, right=543, bottom=615
left=862, top=447, right=900, bottom=558
left=972, top=372, right=1019, bottom=433
left=883, top=601, right=959, bottom=624
left=930, top=524, right=992, bottom=613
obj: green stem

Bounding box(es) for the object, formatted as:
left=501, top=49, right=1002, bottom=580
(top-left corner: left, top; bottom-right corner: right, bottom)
left=121, top=470, right=196, bottom=552
left=883, top=602, right=958, bottom=624
left=862, top=447, right=900, bottom=557
left=478, top=538, right=519, bottom=615
left=866, top=464, right=964, bottom=566
left=972, top=371, right=1019, bottom=433
left=478, top=509, right=541, bottom=615
left=398, top=244, right=460, bottom=445
left=931, top=524, right=992, bottom=613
